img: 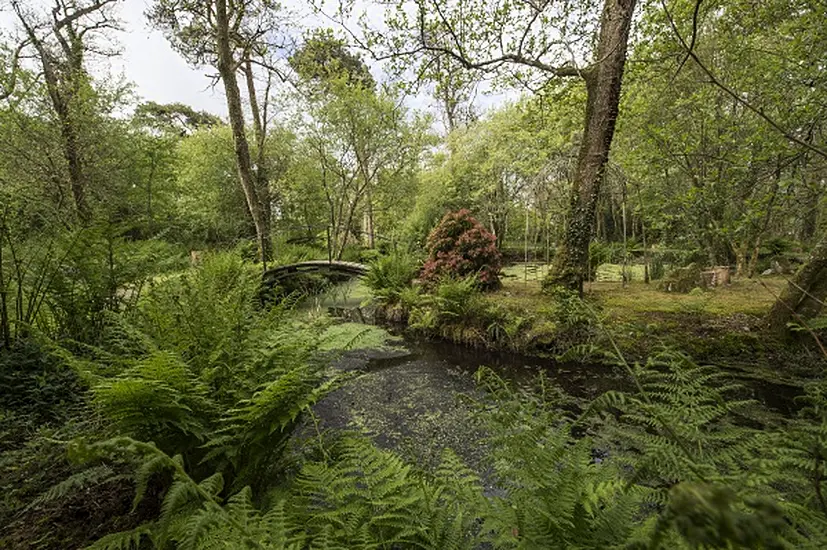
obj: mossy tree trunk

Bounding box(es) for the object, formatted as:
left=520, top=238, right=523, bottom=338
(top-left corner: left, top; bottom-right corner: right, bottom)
left=768, top=233, right=827, bottom=334
left=545, top=0, right=637, bottom=293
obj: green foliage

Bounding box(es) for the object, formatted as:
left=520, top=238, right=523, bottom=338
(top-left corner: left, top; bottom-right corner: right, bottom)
left=134, top=252, right=262, bottom=379
left=0, top=220, right=186, bottom=346
left=404, top=277, right=542, bottom=351
left=763, top=237, right=796, bottom=257
left=592, top=346, right=827, bottom=548
left=51, top=253, right=338, bottom=493
left=170, top=127, right=252, bottom=248
left=290, top=29, right=376, bottom=92
left=290, top=437, right=483, bottom=549
left=4, top=0, right=827, bottom=547
left=472, top=367, right=647, bottom=548
left=407, top=277, right=492, bottom=346
left=0, top=341, right=84, bottom=447
left=22, top=340, right=827, bottom=550
left=318, top=323, right=395, bottom=352
left=600, top=350, right=759, bottom=486
left=364, top=252, right=420, bottom=305
left=589, top=241, right=626, bottom=269
left=271, top=235, right=327, bottom=265
left=92, top=351, right=216, bottom=455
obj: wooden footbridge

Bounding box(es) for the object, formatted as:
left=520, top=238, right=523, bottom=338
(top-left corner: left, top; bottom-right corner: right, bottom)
left=261, top=260, right=369, bottom=291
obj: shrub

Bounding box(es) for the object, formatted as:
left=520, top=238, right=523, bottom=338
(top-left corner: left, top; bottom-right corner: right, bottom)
left=764, top=236, right=795, bottom=257
left=0, top=341, right=85, bottom=449
left=409, top=277, right=485, bottom=332
left=407, top=277, right=530, bottom=348
left=364, top=252, right=420, bottom=305
left=134, top=252, right=261, bottom=378
left=421, top=209, right=502, bottom=290
left=1, top=225, right=186, bottom=346
left=658, top=263, right=704, bottom=293
left=51, top=253, right=337, bottom=490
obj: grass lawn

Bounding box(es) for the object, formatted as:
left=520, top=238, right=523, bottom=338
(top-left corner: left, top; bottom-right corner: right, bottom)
left=499, top=263, right=788, bottom=320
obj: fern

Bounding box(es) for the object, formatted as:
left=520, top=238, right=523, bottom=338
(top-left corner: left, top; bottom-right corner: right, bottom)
left=472, top=367, right=646, bottom=548
left=587, top=341, right=827, bottom=548
left=85, top=524, right=153, bottom=550
left=594, top=349, right=759, bottom=487
left=92, top=351, right=218, bottom=454
left=27, top=464, right=122, bottom=510
left=203, top=367, right=339, bottom=492
left=289, top=436, right=483, bottom=549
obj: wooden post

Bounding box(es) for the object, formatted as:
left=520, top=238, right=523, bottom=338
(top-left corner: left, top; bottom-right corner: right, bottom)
left=524, top=206, right=529, bottom=285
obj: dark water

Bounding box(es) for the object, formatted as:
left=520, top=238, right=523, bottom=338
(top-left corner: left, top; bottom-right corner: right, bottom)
left=361, top=335, right=802, bottom=415
left=382, top=337, right=629, bottom=398
left=308, top=330, right=803, bottom=472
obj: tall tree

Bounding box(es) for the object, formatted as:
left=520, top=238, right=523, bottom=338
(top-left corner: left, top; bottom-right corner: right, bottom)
left=356, top=0, right=638, bottom=292
left=291, top=32, right=429, bottom=256
left=148, top=0, right=285, bottom=265
left=8, top=0, right=123, bottom=223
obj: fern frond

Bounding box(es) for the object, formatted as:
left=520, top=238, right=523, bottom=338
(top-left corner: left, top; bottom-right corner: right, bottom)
left=84, top=524, right=153, bottom=550
left=30, top=464, right=120, bottom=509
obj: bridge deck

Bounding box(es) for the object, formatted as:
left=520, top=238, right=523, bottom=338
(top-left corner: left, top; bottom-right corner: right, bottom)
left=261, top=260, right=369, bottom=286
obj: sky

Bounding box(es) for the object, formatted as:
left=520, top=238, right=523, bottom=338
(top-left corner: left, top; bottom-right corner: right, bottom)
left=109, top=0, right=236, bottom=115
left=0, top=0, right=514, bottom=122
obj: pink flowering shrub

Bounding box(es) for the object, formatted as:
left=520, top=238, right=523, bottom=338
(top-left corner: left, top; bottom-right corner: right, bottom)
left=421, top=209, right=502, bottom=290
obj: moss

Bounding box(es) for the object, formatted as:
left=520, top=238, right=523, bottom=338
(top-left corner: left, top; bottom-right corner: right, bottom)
left=312, top=357, right=487, bottom=469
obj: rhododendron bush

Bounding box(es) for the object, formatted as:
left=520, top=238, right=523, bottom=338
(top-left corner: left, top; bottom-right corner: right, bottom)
left=421, top=209, right=502, bottom=289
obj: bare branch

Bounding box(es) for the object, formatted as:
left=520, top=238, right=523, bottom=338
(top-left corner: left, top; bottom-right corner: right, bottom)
left=660, top=0, right=827, bottom=160
left=673, top=0, right=703, bottom=79
left=53, top=0, right=119, bottom=31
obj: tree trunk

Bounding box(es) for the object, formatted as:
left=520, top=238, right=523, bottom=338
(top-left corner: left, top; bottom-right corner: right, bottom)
left=0, top=217, right=9, bottom=348
left=546, top=0, right=637, bottom=293
left=734, top=242, right=747, bottom=277
left=215, top=0, right=271, bottom=265
left=768, top=233, right=827, bottom=334
left=365, top=193, right=376, bottom=248
left=747, top=238, right=761, bottom=278
left=243, top=59, right=272, bottom=231
left=800, top=175, right=819, bottom=246
left=59, top=109, right=91, bottom=222
left=37, top=46, right=91, bottom=222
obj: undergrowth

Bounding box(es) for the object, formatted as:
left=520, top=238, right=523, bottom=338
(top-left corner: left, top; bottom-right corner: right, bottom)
left=1, top=253, right=343, bottom=548
left=6, top=253, right=827, bottom=549
left=42, top=345, right=827, bottom=549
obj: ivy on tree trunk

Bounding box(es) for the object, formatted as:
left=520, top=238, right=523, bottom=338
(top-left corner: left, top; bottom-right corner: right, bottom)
left=545, top=0, right=638, bottom=293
